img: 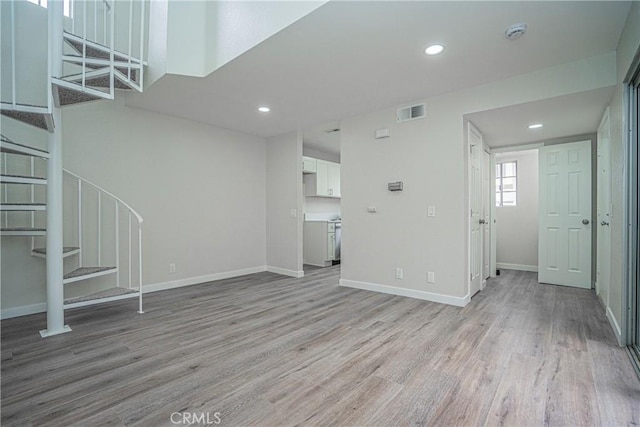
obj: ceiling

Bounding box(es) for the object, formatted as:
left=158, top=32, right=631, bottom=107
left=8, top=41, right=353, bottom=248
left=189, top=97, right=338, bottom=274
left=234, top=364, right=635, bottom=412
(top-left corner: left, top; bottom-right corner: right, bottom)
left=126, top=1, right=631, bottom=151
left=466, top=86, right=616, bottom=148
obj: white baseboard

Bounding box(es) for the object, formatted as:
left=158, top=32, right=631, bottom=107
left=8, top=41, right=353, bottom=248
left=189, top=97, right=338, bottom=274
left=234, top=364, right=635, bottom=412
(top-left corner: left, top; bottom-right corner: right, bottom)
left=1, top=265, right=304, bottom=320
left=496, top=263, right=538, bottom=272
left=339, top=279, right=470, bottom=307
left=606, top=306, right=623, bottom=346
left=144, top=266, right=267, bottom=294
left=1, top=302, right=47, bottom=320
left=267, top=266, right=304, bottom=278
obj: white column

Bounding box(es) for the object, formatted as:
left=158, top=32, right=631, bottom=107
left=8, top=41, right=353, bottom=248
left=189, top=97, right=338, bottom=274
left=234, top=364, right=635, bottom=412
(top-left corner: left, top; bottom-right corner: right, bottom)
left=40, top=0, right=70, bottom=337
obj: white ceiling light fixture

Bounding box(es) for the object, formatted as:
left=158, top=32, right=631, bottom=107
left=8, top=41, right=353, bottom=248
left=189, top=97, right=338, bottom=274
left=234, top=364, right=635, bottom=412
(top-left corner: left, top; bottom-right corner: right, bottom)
left=528, top=123, right=543, bottom=129
left=505, top=23, right=528, bottom=40
left=258, top=106, right=270, bottom=113
left=424, top=44, right=445, bottom=55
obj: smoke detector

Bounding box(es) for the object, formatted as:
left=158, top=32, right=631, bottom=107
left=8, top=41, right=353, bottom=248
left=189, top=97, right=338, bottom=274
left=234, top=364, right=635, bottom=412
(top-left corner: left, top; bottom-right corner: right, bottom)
left=505, top=23, right=527, bottom=40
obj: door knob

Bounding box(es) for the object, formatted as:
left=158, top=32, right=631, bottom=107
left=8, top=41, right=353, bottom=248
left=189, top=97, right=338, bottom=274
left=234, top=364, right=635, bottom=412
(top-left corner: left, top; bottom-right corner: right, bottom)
left=582, top=219, right=590, bottom=225
left=479, top=219, right=486, bottom=224
left=601, top=221, right=610, bottom=226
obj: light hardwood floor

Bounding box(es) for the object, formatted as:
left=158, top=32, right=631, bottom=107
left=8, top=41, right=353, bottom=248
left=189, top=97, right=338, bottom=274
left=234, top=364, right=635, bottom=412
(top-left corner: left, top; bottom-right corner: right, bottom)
left=1, top=267, right=639, bottom=426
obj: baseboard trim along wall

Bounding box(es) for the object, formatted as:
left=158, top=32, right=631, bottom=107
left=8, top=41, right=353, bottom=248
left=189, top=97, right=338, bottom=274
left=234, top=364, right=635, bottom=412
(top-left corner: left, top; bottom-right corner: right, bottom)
left=1, top=302, right=47, bottom=320
left=606, top=306, right=623, bottom=346
left=1, top=265, right=307, bottom=319
left=143, top=266, right=268, bottom=294
left=266, top=266, right=305, bottom=278
left=339, top=279, right=470, bottom=307
left=496, top=263, right=538, bottom=272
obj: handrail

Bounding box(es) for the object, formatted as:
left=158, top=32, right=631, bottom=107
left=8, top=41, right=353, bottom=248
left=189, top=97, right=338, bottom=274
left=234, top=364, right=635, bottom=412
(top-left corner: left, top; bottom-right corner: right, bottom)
left=63, top=168, right=143, bottom=223
left=65, top=167, right=144, bottom=313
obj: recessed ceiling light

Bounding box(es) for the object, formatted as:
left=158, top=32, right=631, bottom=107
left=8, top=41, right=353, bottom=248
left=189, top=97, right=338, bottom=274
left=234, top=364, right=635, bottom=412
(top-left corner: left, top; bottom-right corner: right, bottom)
left=424, top=44, right=445, bottom=55
left=258, top=106, right=270, bottom=113
left=528, top=123, right=543, bottom=129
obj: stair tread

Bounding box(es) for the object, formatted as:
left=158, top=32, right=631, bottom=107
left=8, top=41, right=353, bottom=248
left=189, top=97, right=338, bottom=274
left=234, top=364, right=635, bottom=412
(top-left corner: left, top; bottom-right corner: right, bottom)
left=64, top=287, right=137, bottom=305
left=0, top=137, right=49, bottom=156
left=64, top=266, right=116, bottom=279
left=63, top=32, right=131, bottom=62
left=0, top=103, right=52, bottom=131
left=32, top=246, right=79, bottom=255
left=1, top=227, right=46, bottom=231
left=52, top=83, right=108, bottom=106
left=61, top=73, right=135, bottom=90
left=1, top=202, right=46, bottom=205
left=1, top=174, right=46, bottom=179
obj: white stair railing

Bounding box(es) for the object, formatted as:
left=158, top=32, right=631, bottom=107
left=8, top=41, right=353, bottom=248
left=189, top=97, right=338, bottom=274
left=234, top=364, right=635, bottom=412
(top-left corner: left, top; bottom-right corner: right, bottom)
left=67, top=0, right=146, bottom=91
left=64, top=169, right=144, bottom=313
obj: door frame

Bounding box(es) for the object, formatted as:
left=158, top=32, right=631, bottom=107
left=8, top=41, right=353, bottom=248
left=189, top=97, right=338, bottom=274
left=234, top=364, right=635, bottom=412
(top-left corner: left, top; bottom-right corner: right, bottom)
left=468, top=121, right=484, bottom=297
left=491, top=143, right=544, bottom=277
left=597, top=107, right=612, bottom=307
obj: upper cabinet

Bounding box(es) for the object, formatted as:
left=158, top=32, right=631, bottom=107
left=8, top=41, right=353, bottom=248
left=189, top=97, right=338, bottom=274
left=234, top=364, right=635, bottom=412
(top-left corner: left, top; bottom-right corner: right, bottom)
left=304, top=158, right=341, bottom=198
left=302, top=156, right=317, bottom=174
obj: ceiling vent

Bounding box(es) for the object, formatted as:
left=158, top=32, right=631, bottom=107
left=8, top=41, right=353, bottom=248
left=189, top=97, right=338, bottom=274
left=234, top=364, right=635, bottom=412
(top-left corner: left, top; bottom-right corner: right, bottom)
left=505, top=23, right=527, bottom=40
left=397, top=103, right=426, bottom=123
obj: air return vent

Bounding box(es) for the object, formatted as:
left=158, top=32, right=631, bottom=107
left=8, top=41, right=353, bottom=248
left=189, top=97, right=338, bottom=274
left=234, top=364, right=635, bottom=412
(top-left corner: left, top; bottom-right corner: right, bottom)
left=396, top=103, right=426, bottom=122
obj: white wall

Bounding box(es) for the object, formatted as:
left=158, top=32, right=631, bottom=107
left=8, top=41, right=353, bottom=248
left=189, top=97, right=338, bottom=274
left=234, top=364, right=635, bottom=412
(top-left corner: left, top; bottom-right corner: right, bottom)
left=160, top=1, right=326, bottom=78
left=340, top=52, right=616, bottom=305
left=303, top=192, right=340, bottom=217
left=495, top=150, right=538, bottom=270
left=211, top=1, right=326, bottom=74
left=266, top=132, right=303, bottom=277
left=607, top=1, right=640, bottom=343
left=1, top=97, right=268, bottom=314
left=1, top=1, right=48, bottom=107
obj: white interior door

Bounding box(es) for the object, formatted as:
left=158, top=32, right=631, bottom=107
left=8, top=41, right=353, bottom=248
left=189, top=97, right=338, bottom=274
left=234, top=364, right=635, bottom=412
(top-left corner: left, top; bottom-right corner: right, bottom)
left=469, top=123, right=483, bottom=296
left=482, top=150, right=491, bottom=283
left=538, top=140, right=592, bottom=288
left=597, top=108, right=611, bottom=304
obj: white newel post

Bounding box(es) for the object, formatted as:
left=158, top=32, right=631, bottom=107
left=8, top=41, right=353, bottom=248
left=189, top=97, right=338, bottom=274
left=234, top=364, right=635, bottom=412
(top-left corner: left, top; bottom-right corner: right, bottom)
left=40, top=0, right=71, bottom=337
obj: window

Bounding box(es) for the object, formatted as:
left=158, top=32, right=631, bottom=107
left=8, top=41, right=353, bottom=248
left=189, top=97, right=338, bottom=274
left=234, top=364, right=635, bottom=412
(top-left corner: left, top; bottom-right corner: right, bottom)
left=26, top=0, right=71, bottom=17
left=496, top=161, right=517, bottom=206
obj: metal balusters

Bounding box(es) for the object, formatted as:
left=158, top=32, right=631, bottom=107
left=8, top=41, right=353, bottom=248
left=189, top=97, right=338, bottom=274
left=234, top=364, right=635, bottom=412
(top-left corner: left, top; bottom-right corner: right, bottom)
left=128, top=212, right=132, bottom=288
left=115, top=202, right=119, bottom=287
left=97, top=191, right=101, bottom=266
left=11, top=0, right=16, bottom=107
left=138, top=223, right=143, bottom=313
left=78, top=179, right=82, bottom=265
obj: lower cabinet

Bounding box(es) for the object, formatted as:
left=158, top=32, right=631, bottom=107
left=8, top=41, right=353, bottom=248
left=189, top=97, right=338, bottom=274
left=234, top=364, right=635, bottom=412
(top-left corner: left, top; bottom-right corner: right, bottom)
left=304, top=221, right=338, bottom=267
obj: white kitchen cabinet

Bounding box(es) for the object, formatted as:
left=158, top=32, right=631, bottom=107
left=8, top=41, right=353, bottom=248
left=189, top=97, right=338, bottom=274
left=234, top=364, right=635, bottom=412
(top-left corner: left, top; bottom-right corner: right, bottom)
left=304, top=221, right=338, bottom=267
left=327, top=231, right=336, bottom=261
left=302, top=156, right=317, bottom=173
left=305, top=159, right=340, bottom=198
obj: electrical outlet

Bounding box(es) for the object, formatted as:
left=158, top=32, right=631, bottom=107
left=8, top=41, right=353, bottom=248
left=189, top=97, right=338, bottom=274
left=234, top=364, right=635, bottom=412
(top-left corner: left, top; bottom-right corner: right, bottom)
left=169, top=263, right=176, bottom=274
left=427, top=271, right=435, bottom=283
left=290, top=209, right=297, bottom=218
left=395, top=267, right=404, bottom=279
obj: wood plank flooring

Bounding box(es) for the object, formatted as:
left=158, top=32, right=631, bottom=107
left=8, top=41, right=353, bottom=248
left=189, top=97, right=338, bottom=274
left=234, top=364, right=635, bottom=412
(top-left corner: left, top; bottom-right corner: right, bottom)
left=1, top=268, right=639, bottom=426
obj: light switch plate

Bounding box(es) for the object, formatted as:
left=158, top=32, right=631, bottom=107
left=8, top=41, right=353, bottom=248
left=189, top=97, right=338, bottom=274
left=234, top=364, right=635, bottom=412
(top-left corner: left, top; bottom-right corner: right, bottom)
left=428, top=206, right=436, bottom=217
left=290, top=209, right=297, bottom=218
left=367, top=206, right=377, bottom=213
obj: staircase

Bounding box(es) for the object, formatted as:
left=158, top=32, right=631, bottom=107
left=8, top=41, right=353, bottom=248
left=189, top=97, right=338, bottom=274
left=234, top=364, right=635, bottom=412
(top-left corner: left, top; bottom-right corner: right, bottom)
left=0, top=0, right=147, bottom=336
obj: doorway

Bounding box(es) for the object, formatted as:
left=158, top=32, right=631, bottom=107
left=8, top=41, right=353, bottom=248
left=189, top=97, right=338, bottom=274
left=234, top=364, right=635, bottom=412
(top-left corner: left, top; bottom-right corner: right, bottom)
left=494, top=149, right=539, bottom=274
left=625, top=67, right=640, bottom=374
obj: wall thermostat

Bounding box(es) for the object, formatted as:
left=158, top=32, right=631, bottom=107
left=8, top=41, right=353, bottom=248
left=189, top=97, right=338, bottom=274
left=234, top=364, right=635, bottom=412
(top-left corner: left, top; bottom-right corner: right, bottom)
left=388, top=182, right=403, bottom=191
left=375, top=128, right=391, bottom=139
